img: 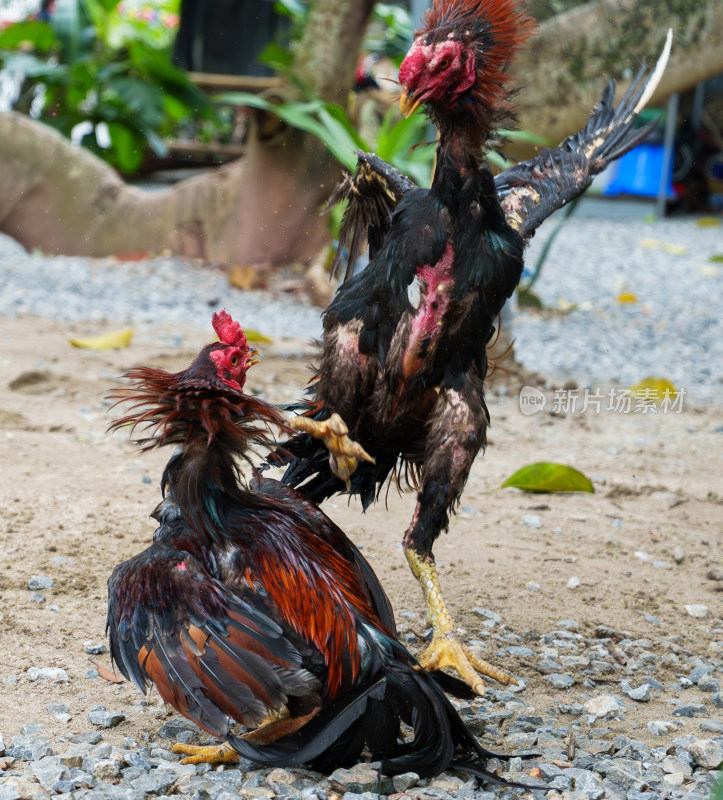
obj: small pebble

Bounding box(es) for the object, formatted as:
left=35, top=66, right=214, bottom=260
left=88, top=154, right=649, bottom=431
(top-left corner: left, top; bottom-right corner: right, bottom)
left=28, top=575, right=54, bottom=591
left=522, top=514, right=541, bottom=529
left=566, top=576, right=580, bottom=589
left=87, top=707, right=126, bottom=728
left=583, top=695, right=623, bottom=719
left=621, top=682, right=651, bottom=702
left=26, top=667, right=69, bottom=682
left=545, top=673, right=575, bottom=689
left=683, top=604, right=709, bottom=618
left=83, top=641, right=107, bottom=655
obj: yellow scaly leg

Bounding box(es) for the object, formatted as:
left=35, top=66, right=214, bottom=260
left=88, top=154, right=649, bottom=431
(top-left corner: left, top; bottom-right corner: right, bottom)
left=172, top=741, right=238, bottom=765
left=406, top=549, right=517, bottom=696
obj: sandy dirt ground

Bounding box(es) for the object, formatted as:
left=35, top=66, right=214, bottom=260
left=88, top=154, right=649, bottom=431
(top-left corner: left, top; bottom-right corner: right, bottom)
left=0, top=315, right=721, bottom=754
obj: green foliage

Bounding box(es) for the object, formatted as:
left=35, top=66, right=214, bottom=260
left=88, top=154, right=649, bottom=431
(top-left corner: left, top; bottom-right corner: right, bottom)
left=711, top=770, right=723, bottom=800
left=0, top=0, right=211, bottom=173
left=501, top=462, right=595, bottom=493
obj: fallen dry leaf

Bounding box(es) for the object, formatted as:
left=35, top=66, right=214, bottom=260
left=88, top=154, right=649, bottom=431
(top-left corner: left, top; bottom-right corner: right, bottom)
left=639, top=237, right=688, bottom=255
left=91, top=659, right=125, bottom=684
left=70, top=329, right=133, bottom=350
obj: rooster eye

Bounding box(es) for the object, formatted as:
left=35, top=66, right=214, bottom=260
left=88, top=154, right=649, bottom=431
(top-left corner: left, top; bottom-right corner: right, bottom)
left=438, top=57, right=450, bottom=69
left=230, top=354, right=239, bottom=367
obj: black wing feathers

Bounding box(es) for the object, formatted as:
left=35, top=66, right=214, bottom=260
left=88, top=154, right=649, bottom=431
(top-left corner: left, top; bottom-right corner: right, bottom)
left=496, top=64, right=662, bottom=241
left=330, top=151, right=416, bottom=284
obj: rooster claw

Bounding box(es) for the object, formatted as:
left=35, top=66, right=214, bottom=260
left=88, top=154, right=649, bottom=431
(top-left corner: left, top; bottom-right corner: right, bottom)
left=172, top=742, right=239, bottom=765
left=287, top=413, right=375, bottom=487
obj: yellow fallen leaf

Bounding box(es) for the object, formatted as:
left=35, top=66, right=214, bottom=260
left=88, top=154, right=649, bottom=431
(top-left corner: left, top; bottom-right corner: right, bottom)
left=243, top=329, right=273, bottom=344
left=630, top=376, right=677, bottom=401
left=70, top=329, right=133, bottom=350
left=617, top=291, right=638, bottom=304
left=662, top=242, right=688, bottom=255
left=695, top=217, right=721, bottom=227
left=638, top=238, right=688, bottom=255
left=557, top=298, right=577, bottom=312
left=700, top=265, right=720, bottom=277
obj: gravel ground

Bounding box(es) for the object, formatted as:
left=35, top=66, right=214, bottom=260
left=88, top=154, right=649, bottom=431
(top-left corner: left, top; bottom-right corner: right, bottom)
left=0, top=237, right=322, bottom=344
left=512, top=199, right=723, bottom=406
left=2, top=610, right=723, bottom=800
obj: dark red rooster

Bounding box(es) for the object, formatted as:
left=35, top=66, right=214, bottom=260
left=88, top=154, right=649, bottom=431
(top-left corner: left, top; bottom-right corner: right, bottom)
left=276, top=0, right=672, bottom=695
left=106, top=311, right=530, bottom=782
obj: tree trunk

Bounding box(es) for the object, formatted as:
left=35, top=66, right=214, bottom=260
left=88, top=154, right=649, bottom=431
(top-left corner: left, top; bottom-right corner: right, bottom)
left=0, top=0, right=375, bottom=265
left=511, top=0, right=723, bottom=151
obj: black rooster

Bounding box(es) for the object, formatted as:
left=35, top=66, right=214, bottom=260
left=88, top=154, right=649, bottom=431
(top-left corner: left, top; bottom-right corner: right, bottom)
left=276, top=0, right=672, bottom=695
left=106, top=311, right=531, bottom=783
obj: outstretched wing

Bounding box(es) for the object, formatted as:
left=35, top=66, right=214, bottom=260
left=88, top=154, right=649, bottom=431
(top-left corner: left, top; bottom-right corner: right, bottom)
left=496, top=29, right=672, bottom=242
left=107, top=528, right=321, bottom=737
left=330, top=151, right=417, bottom=283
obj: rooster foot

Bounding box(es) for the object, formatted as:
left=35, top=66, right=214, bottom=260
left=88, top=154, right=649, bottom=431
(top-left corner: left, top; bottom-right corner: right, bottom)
left=287, top=413, right=375, bottom=488
left=419, top=635, right=516, bottom=697
left=406, top=548, right=516, bottom=696
left=172, top=742, right=239, bottom=765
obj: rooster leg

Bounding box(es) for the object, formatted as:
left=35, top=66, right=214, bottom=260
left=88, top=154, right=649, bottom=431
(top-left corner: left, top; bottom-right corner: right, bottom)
left=402, top=382, right=516, bottom=696
left=405, top=548, right=516, bottom=695
left=287, top=413, right=375, bottom=489
left=173, top=708, right=320, bottom=764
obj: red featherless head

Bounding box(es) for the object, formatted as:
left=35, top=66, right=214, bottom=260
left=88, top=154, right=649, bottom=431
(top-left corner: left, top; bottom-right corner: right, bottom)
left=398, top=0, right=536, bottom=127
left=209, top=309, right=257, bottom=392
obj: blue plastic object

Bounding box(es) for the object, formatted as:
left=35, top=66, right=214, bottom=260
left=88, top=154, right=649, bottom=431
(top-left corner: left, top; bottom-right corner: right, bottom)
left=603, top=143, right=676, bottom=199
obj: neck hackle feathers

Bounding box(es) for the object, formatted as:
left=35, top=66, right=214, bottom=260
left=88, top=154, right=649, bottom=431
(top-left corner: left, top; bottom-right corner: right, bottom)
left=108, top=311, right=283, bottom=456
left=400, top=0, right=536, bottom=133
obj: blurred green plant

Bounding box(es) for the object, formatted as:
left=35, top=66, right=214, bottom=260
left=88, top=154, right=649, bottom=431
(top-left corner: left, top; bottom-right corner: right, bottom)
left=712, top=771, right=723, bottom=800
left=0, top=0, right=212, bottom=172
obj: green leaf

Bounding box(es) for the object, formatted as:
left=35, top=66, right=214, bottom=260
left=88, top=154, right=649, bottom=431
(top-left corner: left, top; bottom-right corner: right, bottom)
left=106, top=121, right=145, bottom=172
left=501, top=462, right=594, bottom=494
left=258, top=42, right=293, bottom=71
left=0, top=21, right=59, bottom=52
left=52, top=0, right=83, bottom=62
left=711, top=770, right=723, bottom=800
left=517, top=287, right=543, bottom=308
left=0, top=51, right=67, bottom=79
left=709, top=254, right=723, bottom=263
left=109, top=75, right=165, bottom=127
left=376, top=106, right=426, bottom=162
left=499, top=128, right=551, bottom=146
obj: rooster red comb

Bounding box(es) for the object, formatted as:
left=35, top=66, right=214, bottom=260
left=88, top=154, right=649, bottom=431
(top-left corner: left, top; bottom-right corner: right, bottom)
left=212, top=310, right=248, bottom=349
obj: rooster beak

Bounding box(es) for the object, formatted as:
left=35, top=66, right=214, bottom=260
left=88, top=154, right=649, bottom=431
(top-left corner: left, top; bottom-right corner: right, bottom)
left=399, top=89, right=422, bottom=118
left=246, top=348, right=260, bottom=367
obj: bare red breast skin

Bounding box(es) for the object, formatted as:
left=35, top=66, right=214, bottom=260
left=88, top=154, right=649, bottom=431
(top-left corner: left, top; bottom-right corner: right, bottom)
left=401, top=242, right=454, bottom=383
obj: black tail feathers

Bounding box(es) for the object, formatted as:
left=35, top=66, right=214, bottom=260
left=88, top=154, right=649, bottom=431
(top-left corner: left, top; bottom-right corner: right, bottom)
left=225, top=639, right=542, bottom=789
